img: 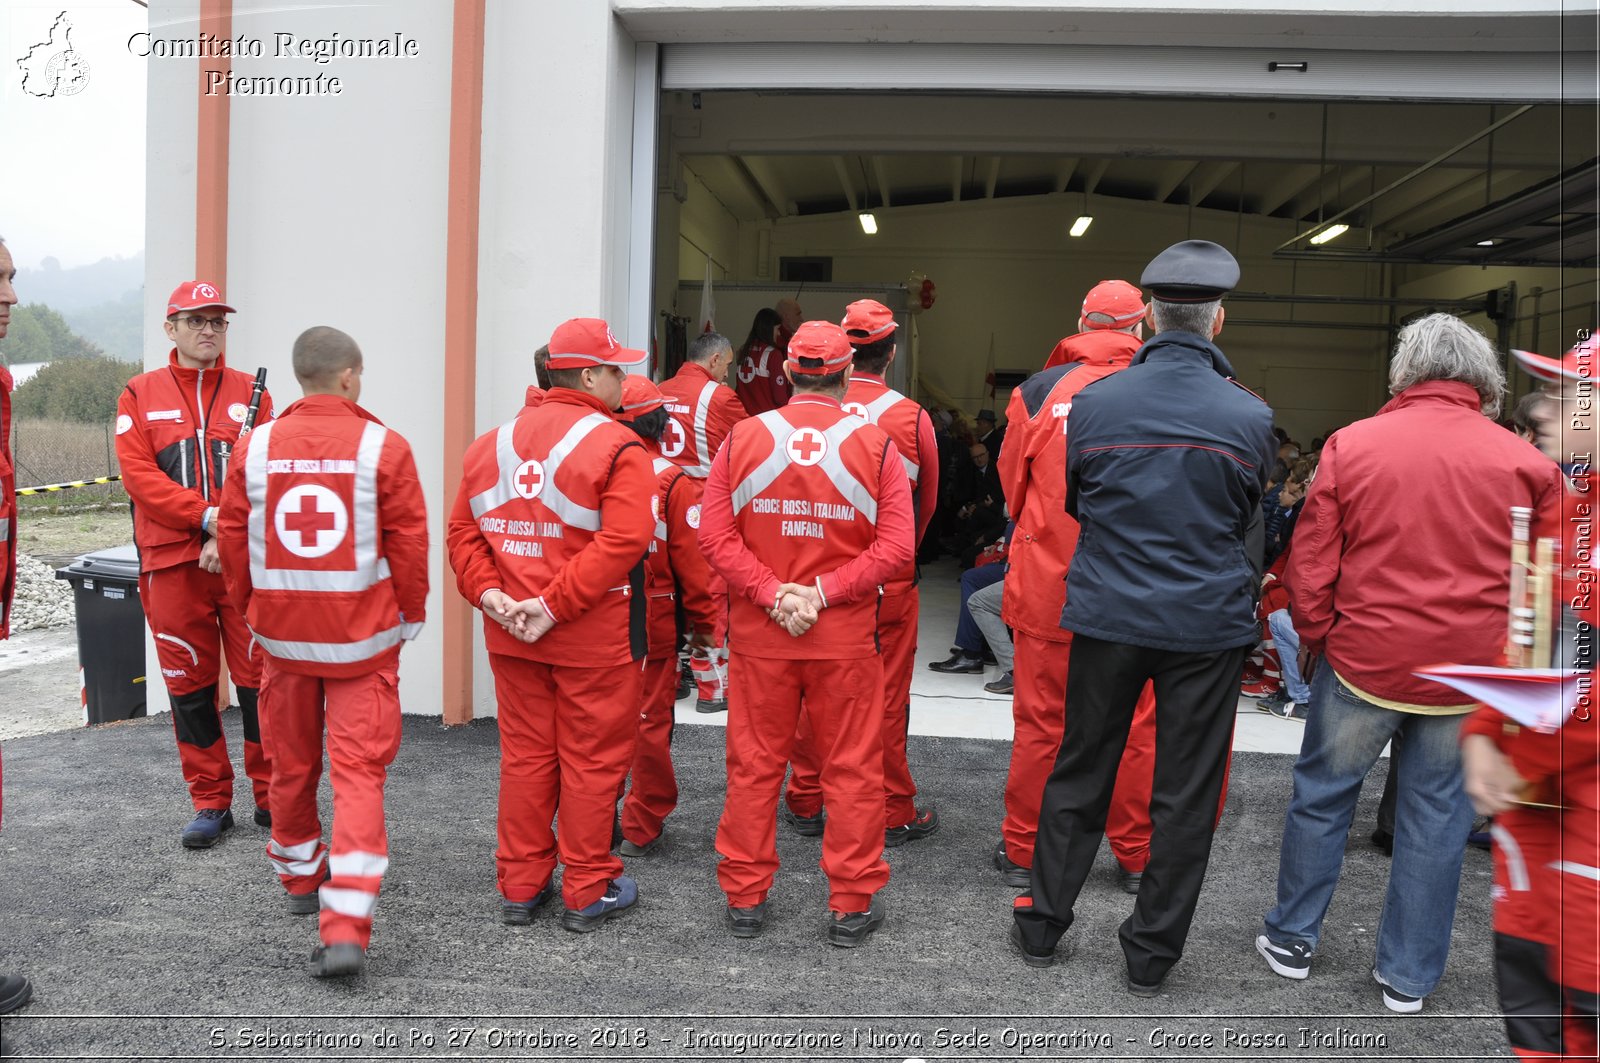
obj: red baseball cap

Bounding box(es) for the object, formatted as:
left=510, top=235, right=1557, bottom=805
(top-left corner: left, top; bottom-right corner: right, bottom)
left=1514, top=337, right=1597, bottom=383
left=1080, top=280, right=1145, bottom=330
left=616, top=375, right=665, bottom=421
left=841, top=299, right=897, bottom=343
left=545, top=318, right=645, bottom=370
left=784, top=321, right=854, bottom=375
left=166, top=280, right=235, bottom=315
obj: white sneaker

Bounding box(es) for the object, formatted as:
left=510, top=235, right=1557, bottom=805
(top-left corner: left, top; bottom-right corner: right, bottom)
left=1373, top=968, right=1424, bottom=1013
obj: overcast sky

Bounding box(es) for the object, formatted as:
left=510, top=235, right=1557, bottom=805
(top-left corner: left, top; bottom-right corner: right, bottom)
left=2, top=2, right=147, bottom=270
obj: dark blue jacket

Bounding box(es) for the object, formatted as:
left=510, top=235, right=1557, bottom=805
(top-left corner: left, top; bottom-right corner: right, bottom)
left=1062, top=330, right=1275, bottom=652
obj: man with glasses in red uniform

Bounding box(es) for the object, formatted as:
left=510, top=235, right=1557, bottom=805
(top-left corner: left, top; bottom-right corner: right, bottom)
left=116, top=281, right=273, bottom=849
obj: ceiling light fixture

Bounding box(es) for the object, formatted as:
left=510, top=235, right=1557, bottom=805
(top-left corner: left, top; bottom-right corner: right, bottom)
left=1308, top=223, right=1349, bottom=245
left=1069, top=215, right=1093, bottom=237
left=859, top=212, right=878, bottom=235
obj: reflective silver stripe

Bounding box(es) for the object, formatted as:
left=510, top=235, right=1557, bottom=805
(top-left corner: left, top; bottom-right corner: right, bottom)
left=468, top=412, right=607, bottom=531
left=681, top=379, right=717, bottom=478
left=255, top=624, right=403, bottom=665
left=245, top=420, right=393, bottom=593
left=1552, top=860, right=1600, bottom=881
left=329, top=850, right=389, bottom=878
left=156, top=633, right=200, bottom=666
left=320, top=886, right=378, bottom=918
left=268, top=838, right=326, bottom=877
left=730, top=411, right=878, bottom=524
left=1490, top=823, right=1528, bottom=891
left=652, top=457, right=674, bottom=476
left=399, top=621, right=424, bottom=641
left=856, top=388, right=920, bottom=486
left=0, top=518, right=9, bottom=542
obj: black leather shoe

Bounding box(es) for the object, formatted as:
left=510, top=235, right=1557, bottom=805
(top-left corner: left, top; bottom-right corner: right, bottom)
left=827, top=896, right=885, bottom=947
left=993, top=841, right=1030, bottom=889
left=726, top=901, right=768, bottom=938
left=310, top=943, right=366, bottom=978
left=0, top=974, right=32, bottom=1014
left=984, top=671, right=1014, bottom=695
left=1116, top=865, right=1143, bottom=894
left=1125, top=969, right=1164, bottom=997
left=619, top=831, right=664, bottom=858
left=929, top=652, right=985, bottom=674
left=1371, top=828, right=1394, bottom=856
left=253, top=807, right=272, bottom=828
left=695, top=697, right=728, bottom=714
left=783, top=805, right=826, bottom=837
left=1010, top=923, right=1055, bottom=968
left=885, top=806, right=939, bottom=847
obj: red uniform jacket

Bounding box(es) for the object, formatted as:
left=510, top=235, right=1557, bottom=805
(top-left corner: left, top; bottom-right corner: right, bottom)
left=658, top=361, right=747, bottom=478
left=1288, top=381, right=1563, bottom=705
left=698, top=394, right=915, bottom=660
left=842, top=372, right=938, bottom=593
left=447, top=388, right=655, bottom=666
left=734, top=342, right=790, bottom=416
left=0, top=365, right=14, bottom=640
left=116, top=351, right=274, bottom=572
left=217, top=394, right=429, bottom=678
left=999, top=331, right=1140, bottom=642
left=645, top=455, right=717, bottom=659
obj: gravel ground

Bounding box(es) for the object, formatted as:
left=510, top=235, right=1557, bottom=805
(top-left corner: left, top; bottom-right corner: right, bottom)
left=9, top=555, right=75, bottom=632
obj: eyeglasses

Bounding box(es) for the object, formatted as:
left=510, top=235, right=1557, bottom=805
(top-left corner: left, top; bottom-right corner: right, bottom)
left=177, top=315, right=229, bottom=333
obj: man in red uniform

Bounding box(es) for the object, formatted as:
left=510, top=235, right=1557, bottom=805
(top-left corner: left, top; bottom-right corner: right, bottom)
left=658, top=330, right=747, bottom=711
left=996, top=280, right=1162, bottom=891
left=1461, top=338, right=1600, bottom=1057
left=700, top=320, right=916, bottom=945
left=116, top=280, right=274, bottom=848
left=0, top=236, right=34, bottom=1027
left=785, top=299, right=940, bottom=845
left=658, top=331, right=746, bottom=479
left=447, top=318, right=655, bottom=932
left=218, top=326, right=428, bottom=979
left=613, top=375, right=718, bottom=856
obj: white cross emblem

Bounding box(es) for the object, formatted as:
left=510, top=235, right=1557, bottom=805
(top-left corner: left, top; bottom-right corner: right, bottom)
left=737, top=358, right=756, bottom=385
left=513, top=459, right=545, bottom=500
left=660, top=418, right=687, bottom=458
left=786, top=427, right=828, bottom=467
left=274, top=485, right=349, bottom=559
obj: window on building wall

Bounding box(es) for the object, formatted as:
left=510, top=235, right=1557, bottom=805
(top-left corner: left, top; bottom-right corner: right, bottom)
left=780, top=257, right=832, bottom=283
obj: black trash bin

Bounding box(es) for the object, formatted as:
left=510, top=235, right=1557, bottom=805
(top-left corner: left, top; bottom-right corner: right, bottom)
left=56, top=545, right=147, bottom=724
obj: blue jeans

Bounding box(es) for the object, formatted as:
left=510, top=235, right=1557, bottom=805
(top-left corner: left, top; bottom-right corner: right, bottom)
left=1262, top=666, right=1474, bottom=997
left=1267, top=609, right=1311, bottom=703
left=954, top=562, right=1006, bottom=653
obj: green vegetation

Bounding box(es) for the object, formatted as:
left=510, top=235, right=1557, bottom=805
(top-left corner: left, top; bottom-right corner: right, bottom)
left=1, top=304, right=104, bottom=364
left=12, top=358, right=140, bottom=422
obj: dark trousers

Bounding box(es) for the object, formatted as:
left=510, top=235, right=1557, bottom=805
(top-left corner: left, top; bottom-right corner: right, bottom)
left=1015, top=634, right=1248, bottom=985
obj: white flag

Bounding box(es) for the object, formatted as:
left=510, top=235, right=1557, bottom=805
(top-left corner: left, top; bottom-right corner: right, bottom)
left=698, top=255, right=716, bottom=334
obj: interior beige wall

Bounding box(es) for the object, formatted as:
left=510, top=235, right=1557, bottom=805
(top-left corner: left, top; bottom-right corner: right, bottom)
left=666, top=183, right=1411, bottom=442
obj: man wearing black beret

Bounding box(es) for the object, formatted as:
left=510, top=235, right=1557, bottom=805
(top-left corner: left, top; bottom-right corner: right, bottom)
left=1011, top=240, right=1275, bottom=996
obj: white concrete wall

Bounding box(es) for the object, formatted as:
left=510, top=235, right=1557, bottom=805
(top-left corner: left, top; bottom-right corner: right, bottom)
left=473, top=1, right=641, bottom=716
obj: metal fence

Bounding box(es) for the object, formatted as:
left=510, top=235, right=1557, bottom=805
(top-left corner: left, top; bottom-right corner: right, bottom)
left=9, top=417, right=124, bottom=503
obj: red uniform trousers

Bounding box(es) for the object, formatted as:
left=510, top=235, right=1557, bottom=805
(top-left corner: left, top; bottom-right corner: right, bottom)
left=691, top=575, right=731, bottom=702
left=620, top=656, right=680, bottom=846
left=787, top=587, right=919, bottom=828
left=1004, top=631, right=1226, bottom=870
left=492, top=653, right=643, bottom=910
left=1486, top=809, right=1566, bottom=1058
left=140, top=561, right=269, bottom=811
left=259, top=658, right=399, bottom=949
left=719, top=653, right=889, bottom=913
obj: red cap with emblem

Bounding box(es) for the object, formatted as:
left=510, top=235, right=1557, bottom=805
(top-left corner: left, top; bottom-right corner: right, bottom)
left=166, top=280, right=235, bottom=315
left=784, top=321, right=854, bottom=375
left=616, top=375, right=666, bottom=421
left=545, top=318, right=645, bottom=370
left=840, top=299, right=897, bottom=343
left=1514, top=337, right=1598, bottom=383
left=1080, top=279, right=1146, bottom=330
